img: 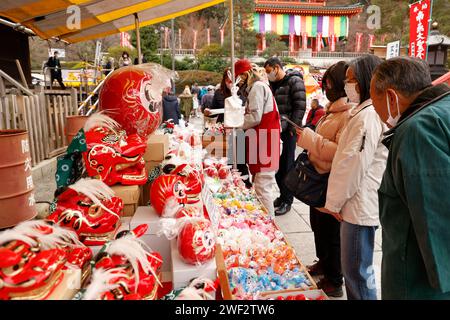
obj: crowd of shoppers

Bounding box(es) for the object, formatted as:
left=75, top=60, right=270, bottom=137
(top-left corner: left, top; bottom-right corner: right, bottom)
left=225, top=54, right=449, bottom=301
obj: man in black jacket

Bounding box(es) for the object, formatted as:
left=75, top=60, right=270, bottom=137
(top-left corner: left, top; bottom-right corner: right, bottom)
left=46, top=51, right=66, bottom=90
left=264, top=57, right=306, bottom=215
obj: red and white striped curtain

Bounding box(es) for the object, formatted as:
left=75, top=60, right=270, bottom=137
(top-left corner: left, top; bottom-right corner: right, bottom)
left=289, top=33, right=295, bottom=52
left=316, top=33, right=323, bottom=52
left=368, top=34, right=376, bottom=49
left=302, top=32, right=308, bottom=51
left=330, top=34, right=336, bottom=52
left=355, top=32, right=363, bottom=52
left=261, top=33, right=266, bottom=51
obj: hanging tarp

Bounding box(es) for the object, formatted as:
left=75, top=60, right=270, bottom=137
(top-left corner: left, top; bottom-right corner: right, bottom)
left=0, top=0, right=225, bottom=42
left=253, top=13, right=348, bottom=38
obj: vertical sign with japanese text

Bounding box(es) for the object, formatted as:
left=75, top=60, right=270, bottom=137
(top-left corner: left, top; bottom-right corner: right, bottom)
left=386, top=40, right=401, bottom=59
left=409, top=0, right=432, bottom=60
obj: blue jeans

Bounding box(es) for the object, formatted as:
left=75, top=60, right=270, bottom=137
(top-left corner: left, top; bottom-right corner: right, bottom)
left=341, top=221, right=378, bottom=300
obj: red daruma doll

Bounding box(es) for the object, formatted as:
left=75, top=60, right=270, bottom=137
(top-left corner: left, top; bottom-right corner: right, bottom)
left=177, top=219, right=216, bottom=265
left=99, top=64, right=173, bottom=139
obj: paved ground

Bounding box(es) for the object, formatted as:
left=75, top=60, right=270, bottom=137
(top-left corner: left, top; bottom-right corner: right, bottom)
left=275, top=199, right=383, bottom=300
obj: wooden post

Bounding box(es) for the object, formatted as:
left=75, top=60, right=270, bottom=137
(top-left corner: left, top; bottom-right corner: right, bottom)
left=15, top=59, right=29, bottom=89
left=215, top=244, right=233, bottom=300
left=134, top=13, right=142, bottom=64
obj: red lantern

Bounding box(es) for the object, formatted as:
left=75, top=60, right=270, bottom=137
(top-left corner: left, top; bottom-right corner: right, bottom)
left=99, top=65, right=166, bottom=139
left=177, top=219, right=216, bottom=265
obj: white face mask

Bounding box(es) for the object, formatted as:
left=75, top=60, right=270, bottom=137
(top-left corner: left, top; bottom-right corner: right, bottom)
left=344, top=82, right=361, bottom=104
left=386, top=91, right=401, bottom=127
left=267, top=68, right=278, bottom=82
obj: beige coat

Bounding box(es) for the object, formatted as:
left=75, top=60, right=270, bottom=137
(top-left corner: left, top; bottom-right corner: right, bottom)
left=297, top=97, right=353, bottom=174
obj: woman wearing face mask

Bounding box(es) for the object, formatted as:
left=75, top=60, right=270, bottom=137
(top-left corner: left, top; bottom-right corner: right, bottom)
left=205, top=68, right=233, bottom=123
left=296, top=61, right=353, bottom=297
left=119, top=51, right=132, bottom=68
left=234, top=59, right=281, bottom=217
left=318, top=54, right=388, bottom=300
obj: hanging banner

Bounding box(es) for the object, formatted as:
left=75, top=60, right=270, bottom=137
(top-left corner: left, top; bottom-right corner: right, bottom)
left=164, top=27, right=169, bottom=48
left=261, top=33, right=266, bottom=51
left=289, top=33, right=295, bottom=52
left=409, top=0, right=431, bottom=60
left=330, top=34, right=336, bottom=52
left=302, top=32, right=308, bottom=51
left=386, top=40, right=401, bottom=59
left=368, top=34, right=376, bottom=49
left=193, top=30, right=198, bottom=51
left=220, top=29, right=225, bottom=45
left=355, top=32, right=363, bottom=52
left=120, top=32, right=133, bottom=49
left=316, top=33, right=323, bottom=52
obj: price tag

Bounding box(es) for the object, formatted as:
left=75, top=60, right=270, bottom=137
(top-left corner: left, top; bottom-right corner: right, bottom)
left=202, top=184, right=220, bottom=229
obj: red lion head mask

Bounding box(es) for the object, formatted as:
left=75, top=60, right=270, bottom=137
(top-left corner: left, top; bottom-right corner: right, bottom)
left=82, top=114, right=148, bottom=186
left=83, top=225, right=162, bottom=300
left=99, top=65, right=168, bottom=139
left=46, top=179, right=124, bottom=246
left=0, top=221, right=92, bottom=300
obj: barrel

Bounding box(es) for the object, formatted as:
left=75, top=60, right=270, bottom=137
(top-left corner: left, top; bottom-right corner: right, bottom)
left=65, top=115, right=88, bottom=145
left=0, top=130, right=37, bottom=228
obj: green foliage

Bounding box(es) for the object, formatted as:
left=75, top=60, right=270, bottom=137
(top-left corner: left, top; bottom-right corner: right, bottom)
left=195, top=4, right=227, bottom=27
left=175, top=70, right=222, bottom=93
left=262, top=42, right=288, bottom=59
left=370, top=0, right=450, bottom=45
left=196, top=44, right=229, bottom=72
left=280, top=56, right=297, bottom=65
left=131, top=25, right=161, bottom=56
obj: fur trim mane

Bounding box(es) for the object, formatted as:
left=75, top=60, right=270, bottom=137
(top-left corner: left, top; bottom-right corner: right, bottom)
left=84, top=112, right=120, bottom=132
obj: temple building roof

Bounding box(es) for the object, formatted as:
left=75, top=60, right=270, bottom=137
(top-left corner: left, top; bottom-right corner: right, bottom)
left=255, top=1, right=365, bottom=17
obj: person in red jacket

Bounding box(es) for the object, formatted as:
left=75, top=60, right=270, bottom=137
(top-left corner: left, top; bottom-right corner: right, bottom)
left=234, top=59, right=281, bottom=217
left=305, top=99, right=326, bottom=130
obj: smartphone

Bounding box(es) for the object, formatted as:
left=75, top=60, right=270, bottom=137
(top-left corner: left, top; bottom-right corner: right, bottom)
left=281, top=115, right=303, bottom=131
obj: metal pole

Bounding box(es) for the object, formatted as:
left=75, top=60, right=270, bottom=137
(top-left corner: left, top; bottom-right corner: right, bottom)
left=229, top=0, right=237, bottom=170
left=229, top=0, right=235, bottom=84
left=134, top=13, right=142, bottom=64
left=160, top=28, right=164, bottom=65
left=171, top=18, right=176, bottom=75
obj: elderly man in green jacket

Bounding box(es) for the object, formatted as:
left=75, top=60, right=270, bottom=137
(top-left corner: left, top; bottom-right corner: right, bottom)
left=370, top=57, right=450, bottom=300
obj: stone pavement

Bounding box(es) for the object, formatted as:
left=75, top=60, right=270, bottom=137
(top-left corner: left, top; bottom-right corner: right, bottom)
left=275, top=199, right=383, bottom=300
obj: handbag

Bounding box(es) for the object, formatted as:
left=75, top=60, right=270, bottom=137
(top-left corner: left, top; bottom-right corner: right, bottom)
left=284, top=151, right=329, bottom=207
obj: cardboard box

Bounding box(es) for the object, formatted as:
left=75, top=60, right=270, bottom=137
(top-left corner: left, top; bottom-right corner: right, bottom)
left=171, top=239, right=217, bottom=290
left=202, top=134, right=228, bottom=158
left=111, top=185, right=140, bottom=217
left=47, top=269, right=86, bottom=300
left=130, top=206, right=172, bottom=272
left=144, top=133, right=170, bottom=162
left=140, top=160, right=161, bottom=206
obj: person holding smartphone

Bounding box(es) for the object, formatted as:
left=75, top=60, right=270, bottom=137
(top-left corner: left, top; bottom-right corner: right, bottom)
left=295, top=61, right=354, bottom=297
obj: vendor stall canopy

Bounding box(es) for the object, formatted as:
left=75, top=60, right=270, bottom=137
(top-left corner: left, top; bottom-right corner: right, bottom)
left=0, top=0, right=225, bottom=43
